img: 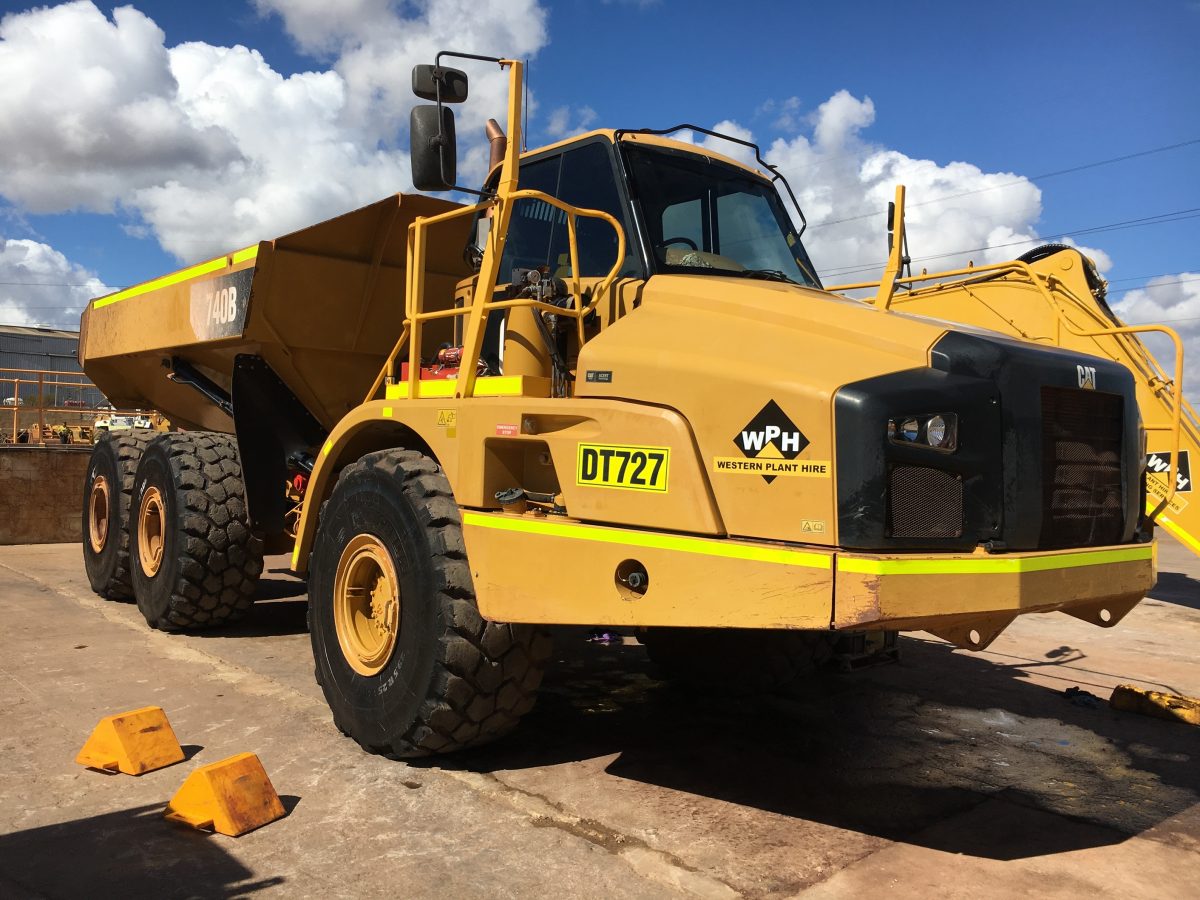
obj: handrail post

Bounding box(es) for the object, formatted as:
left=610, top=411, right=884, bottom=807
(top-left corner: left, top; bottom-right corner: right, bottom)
left=37, top=372, right=45, bottom=445
left=874, top=185, right=906, bottom=310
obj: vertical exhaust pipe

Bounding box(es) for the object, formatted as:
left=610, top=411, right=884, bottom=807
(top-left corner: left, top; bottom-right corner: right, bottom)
left=486, top=118, right=507, bottom=172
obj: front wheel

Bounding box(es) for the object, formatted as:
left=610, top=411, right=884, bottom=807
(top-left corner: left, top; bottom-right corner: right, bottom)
left=308, top=449, right=551, bottom=757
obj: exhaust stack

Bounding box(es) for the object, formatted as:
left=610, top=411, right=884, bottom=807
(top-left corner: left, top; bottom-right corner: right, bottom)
left=486, top=118, right=507, bottom=172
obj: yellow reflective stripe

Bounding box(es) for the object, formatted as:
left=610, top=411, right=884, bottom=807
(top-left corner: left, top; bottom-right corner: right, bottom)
left=231, top=244, right=259, bottom=264
left=838, top=544, right=1153, bottom=576
left=1156, top=512, right=1200, bottom=556
left=462, top=511, right=833, bottom=570
left=93, top=244, right=259, bottom=309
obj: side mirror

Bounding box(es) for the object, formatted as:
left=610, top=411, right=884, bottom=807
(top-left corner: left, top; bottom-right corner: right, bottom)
left=412, top=64, right=468, bottom=103
left=410, top=105, right=457, bottom=191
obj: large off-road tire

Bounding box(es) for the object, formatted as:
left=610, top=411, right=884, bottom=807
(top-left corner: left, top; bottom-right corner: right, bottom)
left=308, top=449, right=552, bottom=758
left=130, top=432, right=263, bottom=631
left=82, top=430, right=155, bottom=599
left=641, top=628, right=836, bottom=693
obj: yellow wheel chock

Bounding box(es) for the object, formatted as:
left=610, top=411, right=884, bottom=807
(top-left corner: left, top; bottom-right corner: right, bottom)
left=164, top=752, right=286, bottom=836
left=75, top=706, right=185, bottom=775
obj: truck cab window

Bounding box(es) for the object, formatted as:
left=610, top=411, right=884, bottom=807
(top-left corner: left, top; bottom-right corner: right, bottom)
left=627, top=144, right=820, bottom=286
left=500, top=141, right=637, bottom=280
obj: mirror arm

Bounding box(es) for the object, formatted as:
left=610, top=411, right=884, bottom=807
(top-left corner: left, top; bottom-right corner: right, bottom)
left=429, top=50, right=507, bottom=197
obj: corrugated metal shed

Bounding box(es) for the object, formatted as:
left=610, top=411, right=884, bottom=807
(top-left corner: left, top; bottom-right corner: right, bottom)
left=0, top=325, right=81, bottom=370
left=0, top=325, right=106, bottom=405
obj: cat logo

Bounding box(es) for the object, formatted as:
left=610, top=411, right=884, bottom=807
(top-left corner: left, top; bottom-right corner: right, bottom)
left=1077, top=364, right=1097, bottom=390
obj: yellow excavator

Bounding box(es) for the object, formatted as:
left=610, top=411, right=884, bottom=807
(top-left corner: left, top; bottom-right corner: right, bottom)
left=829, top=185, right=1195, bottom=557
left=77, top=53, right=1191, bottom=757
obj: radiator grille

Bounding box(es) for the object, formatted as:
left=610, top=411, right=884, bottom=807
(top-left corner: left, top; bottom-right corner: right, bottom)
left=887, top=465, right=964, bottom=538
left=1040, top=387, right=1124, bottom=548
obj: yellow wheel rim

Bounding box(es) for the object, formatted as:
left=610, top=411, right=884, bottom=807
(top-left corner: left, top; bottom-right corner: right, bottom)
left=137, top=485, right=166, bottom=578
left=333, top=534, right=401, bottom=676
left=88, top=475, right=110, bottom=554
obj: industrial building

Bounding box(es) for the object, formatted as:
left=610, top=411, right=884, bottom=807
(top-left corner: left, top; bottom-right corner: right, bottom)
left=0, top=323, right=106, bottom=408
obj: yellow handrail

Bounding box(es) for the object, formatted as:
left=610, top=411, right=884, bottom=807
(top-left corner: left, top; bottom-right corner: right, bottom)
left=369, top=189, right=624, bottom=403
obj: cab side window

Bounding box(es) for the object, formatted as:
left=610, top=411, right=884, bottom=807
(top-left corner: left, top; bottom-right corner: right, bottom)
left=499, top=141, right=637, bottom=280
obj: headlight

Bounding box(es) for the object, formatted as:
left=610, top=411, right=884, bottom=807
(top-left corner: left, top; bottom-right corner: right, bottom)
left=888, top=413, right=957, bottom=452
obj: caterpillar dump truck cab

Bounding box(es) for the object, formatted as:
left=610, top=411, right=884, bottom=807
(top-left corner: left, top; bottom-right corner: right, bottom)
left=78, top=54, right=1183, bottom=756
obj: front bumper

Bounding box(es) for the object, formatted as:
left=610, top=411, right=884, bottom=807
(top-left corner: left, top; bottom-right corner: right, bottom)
left=834, top=542, right=1155, bottom=648
left=462, top=510, right=1155, bottom=645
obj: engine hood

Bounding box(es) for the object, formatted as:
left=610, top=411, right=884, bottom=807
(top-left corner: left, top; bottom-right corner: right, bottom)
left=575, top=275, right=956, bottom=544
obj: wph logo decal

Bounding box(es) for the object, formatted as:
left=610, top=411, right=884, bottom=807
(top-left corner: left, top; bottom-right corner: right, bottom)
left=1146, top=450, right=1192, bottom=494
left=731, top=400, right=810, bottom=484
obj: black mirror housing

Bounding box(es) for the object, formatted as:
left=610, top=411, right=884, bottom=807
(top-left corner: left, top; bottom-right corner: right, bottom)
left=412, top=64, right=469, bottom=103
left=410, top=105, right=457, bottom=191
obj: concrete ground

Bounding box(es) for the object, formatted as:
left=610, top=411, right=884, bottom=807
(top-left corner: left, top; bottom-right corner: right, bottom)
left=0, top=539, right=1197, bottom=899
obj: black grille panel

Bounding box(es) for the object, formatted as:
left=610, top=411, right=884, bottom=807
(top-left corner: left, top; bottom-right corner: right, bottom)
left=887, top=466, right=964, bottom=538
left=1040, top=387, right=1124, bottom=548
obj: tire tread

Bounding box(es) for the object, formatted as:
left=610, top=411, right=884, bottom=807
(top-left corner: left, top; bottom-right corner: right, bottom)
left=314, top=449, right=549, bottom=757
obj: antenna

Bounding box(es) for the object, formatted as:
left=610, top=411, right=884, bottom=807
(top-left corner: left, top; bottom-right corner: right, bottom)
left=523, top=59, right=529, bottom=151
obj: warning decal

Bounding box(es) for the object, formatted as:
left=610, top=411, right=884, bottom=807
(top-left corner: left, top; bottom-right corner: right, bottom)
left=577, top=443, right=670, bottom=492
left=718, top=400, right=820, bottom=484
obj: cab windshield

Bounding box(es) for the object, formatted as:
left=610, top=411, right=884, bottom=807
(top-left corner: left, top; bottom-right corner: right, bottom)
left=625, top=143, right=820, bottom=287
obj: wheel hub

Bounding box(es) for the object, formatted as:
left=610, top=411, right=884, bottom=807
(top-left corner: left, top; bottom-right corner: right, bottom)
left=137, top=485, right=166, bottom=578
left=333, top=534, right=401, bottom=676
left=88, top=475, right=110, bottom=554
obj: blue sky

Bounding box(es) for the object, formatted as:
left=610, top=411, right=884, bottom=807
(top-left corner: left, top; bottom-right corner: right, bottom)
left=0, top=0, right=1197, bottom=372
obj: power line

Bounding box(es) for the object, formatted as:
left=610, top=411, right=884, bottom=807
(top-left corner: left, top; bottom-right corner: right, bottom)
left=1105, top=267, right=1200, bottom=285
left=1108, top=276, right=1200, bottom=297
left=821, top=207, right=1200, bottom=278
left=812, top=137, right=1200, bottom=229
left=0, top=280, right=110, bottom=288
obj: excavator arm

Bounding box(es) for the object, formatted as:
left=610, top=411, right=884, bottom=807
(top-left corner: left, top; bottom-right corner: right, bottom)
left=830, top=187, right=1198, bottom=557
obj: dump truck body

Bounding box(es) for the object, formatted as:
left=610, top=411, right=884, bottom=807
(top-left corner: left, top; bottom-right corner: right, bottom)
left=78, top=54, right=1178, bottom=756
left=80, top=193, right=470, bottom=434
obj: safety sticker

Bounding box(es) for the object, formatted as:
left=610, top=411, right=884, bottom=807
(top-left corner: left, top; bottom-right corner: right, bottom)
left=719, top=400, right=820, bottom=483
left=577, top=443, right=669, bottom=492
left=436, top=409, right=457, bottom=427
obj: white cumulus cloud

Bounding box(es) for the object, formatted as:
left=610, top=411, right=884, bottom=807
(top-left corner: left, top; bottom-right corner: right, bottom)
left=0, top=237, right=107, bottom=328
left=0, top=1, right=550, bottom=263
left=1114, top=273, right=1200, bottom=392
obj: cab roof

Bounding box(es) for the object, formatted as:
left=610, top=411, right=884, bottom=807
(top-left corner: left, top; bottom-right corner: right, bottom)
left=522, top=128, right=769, bottom=180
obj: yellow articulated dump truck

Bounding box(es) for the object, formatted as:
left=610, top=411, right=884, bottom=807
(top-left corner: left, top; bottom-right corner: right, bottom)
left=79, top=53, right=1192, bottom=757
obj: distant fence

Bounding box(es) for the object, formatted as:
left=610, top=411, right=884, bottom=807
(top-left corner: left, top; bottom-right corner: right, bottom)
left=0, top=366, right=160, bottom=445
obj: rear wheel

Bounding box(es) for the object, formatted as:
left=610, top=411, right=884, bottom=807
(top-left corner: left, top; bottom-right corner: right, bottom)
left=82, top=430, right=154, bottom=599
left=641, top=628, right=836, bottom=693
left=309, top=449, right=552, bottom=757
left=130, top=432, right=263, bottom=630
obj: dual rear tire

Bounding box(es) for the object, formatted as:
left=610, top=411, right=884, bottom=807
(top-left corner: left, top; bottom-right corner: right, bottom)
left=82, top=431, right=263, bottom=630
left=83, top=430, right=155, bottom=600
